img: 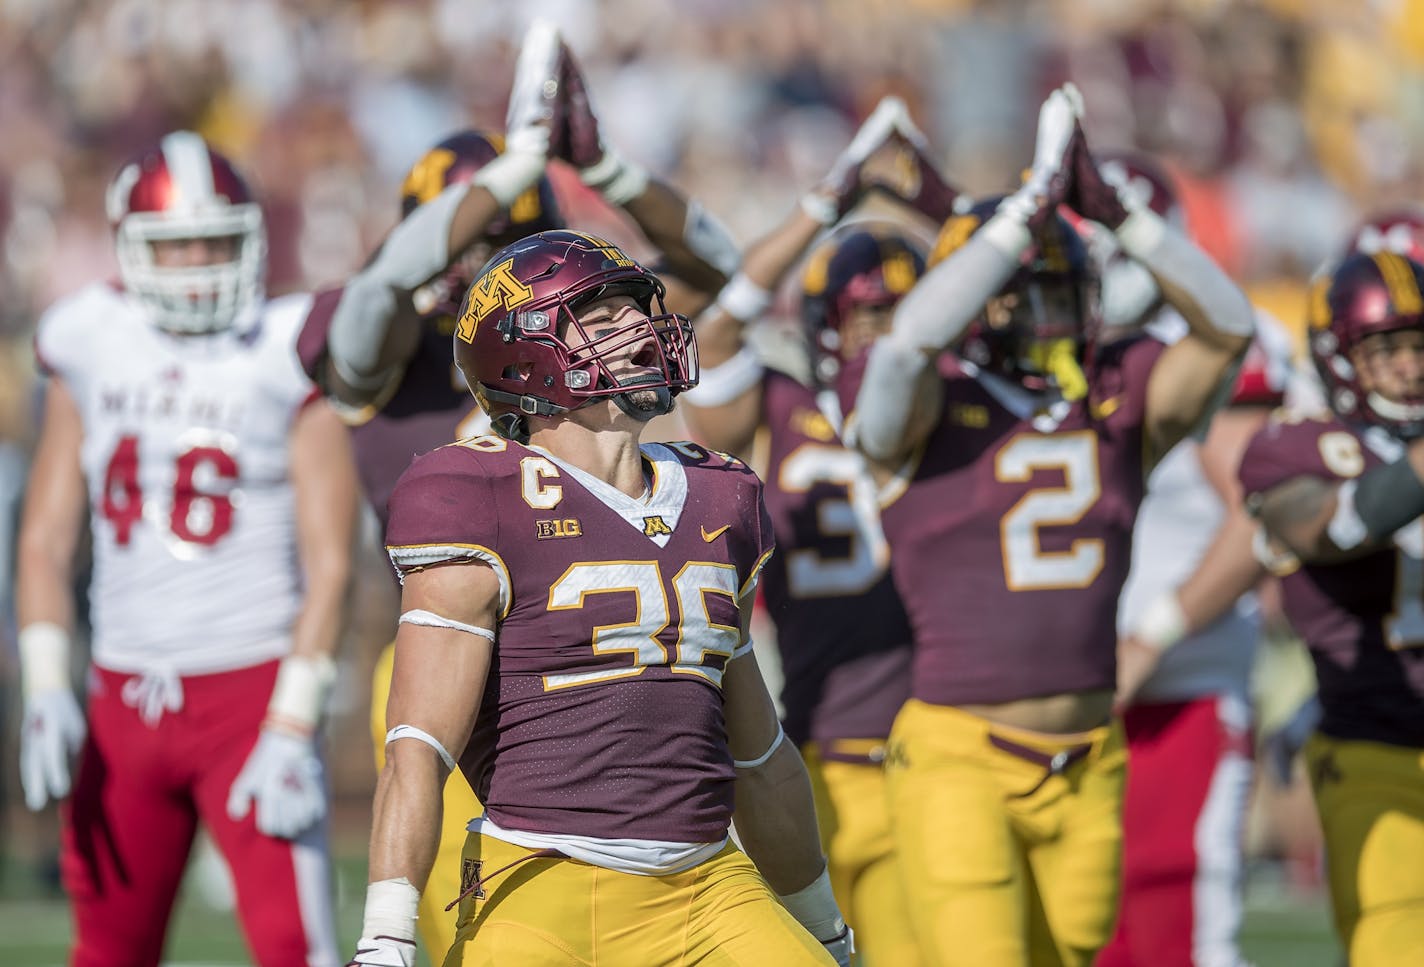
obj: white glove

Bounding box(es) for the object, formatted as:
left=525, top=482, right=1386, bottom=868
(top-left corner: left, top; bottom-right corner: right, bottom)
left=822, top=925, right=855, bottom=967
left=802, top=95, right=906, bottom=225
left=20, top=688, right=86, bottom=811
left=345, top=936, right=416, bottom=967
left=998, top=83, right=1082, bottom=225
left=226, top=728, right=326, bottom=839
left=505, top=18, right=561, bottom=135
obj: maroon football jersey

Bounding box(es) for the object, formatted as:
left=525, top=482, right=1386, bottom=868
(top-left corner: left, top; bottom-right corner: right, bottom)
left=385, top=437, right=774, bottom=843
left=1239, top=414, right=1424, bottom=746
left=758, top=368, right=912, bottom=746
left=843, top=336, right=1165, bottom=707
left=297, top=288, right=484, bottom=527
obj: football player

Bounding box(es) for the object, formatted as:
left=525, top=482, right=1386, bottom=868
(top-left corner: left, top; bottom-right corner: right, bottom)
left=294, top=23, right=738, bottom=957
left=845, top=86, right=1254, bottom=966
left=348, top=231, right=850, bottom=967
left=1238, top=251, right=1424, bottom=966
left=1092, top=147, right=1294, bottom=967
left=681, top=96, right=955, bottom=967
left=15, top=132, right=357, bottom=966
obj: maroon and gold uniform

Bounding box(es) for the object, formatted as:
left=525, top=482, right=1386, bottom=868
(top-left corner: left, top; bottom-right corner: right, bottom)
left=760, top=368, right=917, bottom=965
left=1240, top=413, right=1424, bottom=964
left=384, top=435, right=831, bottom=964
left=844, top=336, right=1164, bottom=967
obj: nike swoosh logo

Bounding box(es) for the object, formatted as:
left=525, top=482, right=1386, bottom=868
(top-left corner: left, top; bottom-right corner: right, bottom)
left=1090, top=395, right=1122, bottom=420
left=701, top=524, right=731, bottom=543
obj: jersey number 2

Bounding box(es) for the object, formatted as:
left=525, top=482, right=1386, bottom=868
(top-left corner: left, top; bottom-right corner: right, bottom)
left=102, top=434, right=238, bottom=547
left=995, top=432, right=1105, bottom=591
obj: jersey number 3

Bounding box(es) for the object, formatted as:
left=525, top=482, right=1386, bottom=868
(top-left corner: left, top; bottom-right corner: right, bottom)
left=102, top=434, right=238, bottom=547
left=995, top=432, right=1105, bottom=591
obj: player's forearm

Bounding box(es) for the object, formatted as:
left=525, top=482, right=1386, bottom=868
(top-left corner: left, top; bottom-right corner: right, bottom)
left=289, top=401, right=358, bottom=663
left=15, top=536, right=76, bottom=631
left=620, top=178, right=736, bottom=299
left=1165, top=510, right=1264, bottom=642
left=368, top=749, right=448, bottom=890
left=1115, top=209, right=1253, bottom=354
left=732, top=739, right=827, bottom=895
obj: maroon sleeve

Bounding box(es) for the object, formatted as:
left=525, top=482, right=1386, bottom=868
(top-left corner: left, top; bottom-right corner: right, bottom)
left=295, top=287, right=345, bottom=384
left=1091, top=333, right=1168, bottom=434
left=384, top=444, right=500, bottom=574
left=1238, top=416, right=1363, bottom=498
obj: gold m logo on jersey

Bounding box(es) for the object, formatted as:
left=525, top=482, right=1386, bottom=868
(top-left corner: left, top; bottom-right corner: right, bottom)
left=536, top=518, right=583, bottom=540
left=642, top=515, right=673, bottom=537
left=456, top=258, right=534, bottom=343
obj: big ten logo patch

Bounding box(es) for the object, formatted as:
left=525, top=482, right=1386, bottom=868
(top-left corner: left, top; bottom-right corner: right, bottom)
left=642, top=515, right=672, bottom=537
left=456, top=258, right=534, bottom=343
left=460, top=858, right=486, bottom=901
left=536, top=518, right=582, bottom=540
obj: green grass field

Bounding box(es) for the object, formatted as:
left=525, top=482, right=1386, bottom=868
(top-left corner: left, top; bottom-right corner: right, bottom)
left=0, top=852, right=1341, bottom=967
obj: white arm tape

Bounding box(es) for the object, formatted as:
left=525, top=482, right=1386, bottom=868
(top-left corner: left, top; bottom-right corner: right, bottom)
left=799, top=191, right=839, bottom=227
left=361, top=877, right=420, bottom=943
left=778, top=867, right=846, bottom=942
left=386, top=724, right=457, bottom=771
left=267, top=654, right=337, bottom=733
left=365, top=184, right=466, bottom=289
left=1326, top=479, right=1369, bottom=551
left=684, top=200, right=741, bottom=276
left=1133, top=591, right=1188, bottom=652
left=1115, top=207, right=1255, bottom=339
left=680, top=346, right=764, bottom=407
left=733, top=722, right=785, bottom=769
left=580, top=150, right=649, bottom=207
left=473, top=126, right=549, bottom=209
left=731, top=638, right=756, bottom=660
left=399, top=609, right=497, bottom=641
left=715, top=272, right=773, bottom=324
left=19, top=622, right=72, bottom=697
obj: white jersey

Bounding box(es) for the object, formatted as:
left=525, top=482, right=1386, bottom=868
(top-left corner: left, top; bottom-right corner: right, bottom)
left=1117, top=439, right=1258, bottom=703
left=36, top=283, right=318, bottom=675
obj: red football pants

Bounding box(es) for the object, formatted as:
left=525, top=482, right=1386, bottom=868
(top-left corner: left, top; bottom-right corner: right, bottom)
left=61, top=661, right=337, bottom=967
left=1097, top=695, right=1254, bottom=967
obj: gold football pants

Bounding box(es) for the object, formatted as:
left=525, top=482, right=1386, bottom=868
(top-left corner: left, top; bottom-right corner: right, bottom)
left=803, top=740, right=921, bottom=967
left=885, top=699, right=1126, bottom=967
left=372, top=642, right=484, bottom=958
left=444, top=835, right=836, bottom=966
left=1306, top=732, right=1424, bottom=966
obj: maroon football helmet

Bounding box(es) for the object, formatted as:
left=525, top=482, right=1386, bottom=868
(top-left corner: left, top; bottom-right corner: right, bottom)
left=801, top=227, right=926, bottom=384
left=931, top=197, right=1100, bottom=397
left=453, top=230, right=697, bottom=440
left=1310, top=251, right=1424, bottom=436
left=1344, top=208, right=1424, bottom=265
left=400, top=130, right=564, bottom=317
left=105, top=131, right=266, bottom=333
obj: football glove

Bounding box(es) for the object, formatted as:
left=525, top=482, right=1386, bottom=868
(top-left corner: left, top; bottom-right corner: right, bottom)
left=876, top=107, right=963, bottom=223
left=226, top=728, right=326, bottom=839
left=20, top=687, right=86, bottom=811
left=556, top=40, right=648, bottom=205
left=802, top=95, right=906, bottom=225
left=469, top=19, right=557, bottom=209
left=998, top=83, right=1082, bottom=228
left=1067, top=122, right=1132, bottom=230
left=346, top=936, right=416, bottom=967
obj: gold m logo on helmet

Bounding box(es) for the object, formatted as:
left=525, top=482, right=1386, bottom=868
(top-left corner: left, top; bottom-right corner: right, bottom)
left=642, top=515, right=672, bottom=537
left=456, top=258, right=535, bottom=343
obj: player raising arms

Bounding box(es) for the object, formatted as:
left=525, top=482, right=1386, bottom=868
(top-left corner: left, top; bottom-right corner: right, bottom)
left=845, top=86, right=1253, bottom=966
left=347, top=231, right=849, bottom=967
left=681, top=95, right=957, bottom=967
left=1238, top=251, right=1424, bottom=966
left=16, top=133, right=357, bottom=966
left=295, top=22, right=739, bottom=958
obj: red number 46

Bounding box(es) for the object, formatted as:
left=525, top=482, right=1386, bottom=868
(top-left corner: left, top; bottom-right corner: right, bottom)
left=101, top=434, right=238, bottom=547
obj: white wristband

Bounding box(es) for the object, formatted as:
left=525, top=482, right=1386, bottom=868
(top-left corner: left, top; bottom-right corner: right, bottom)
left=778, top=867, right=846, bottom=942
left=799, top=192, right=838, bottom=227
left=266, top=654, right=336, bottom=735
left=19, top=622, right=73, bottom=697
left=980, top=210, right=1034, bottom=260
left=680, top=346, right=764, bottom=407
left=362, top=877, right=420, bottom=943
left=715, top=272, right=773, bottom=324
left=1114, top=206, right=1168, bottom=259
left=1134, top=591, right=1188, bottom=652
left=580, top=151, right=649, bottom=207
left=473, top=149, right=547, bottom=210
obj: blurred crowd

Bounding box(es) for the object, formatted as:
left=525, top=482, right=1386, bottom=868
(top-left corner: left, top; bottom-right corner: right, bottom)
left=2, top=0, right=1422, bottom=898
